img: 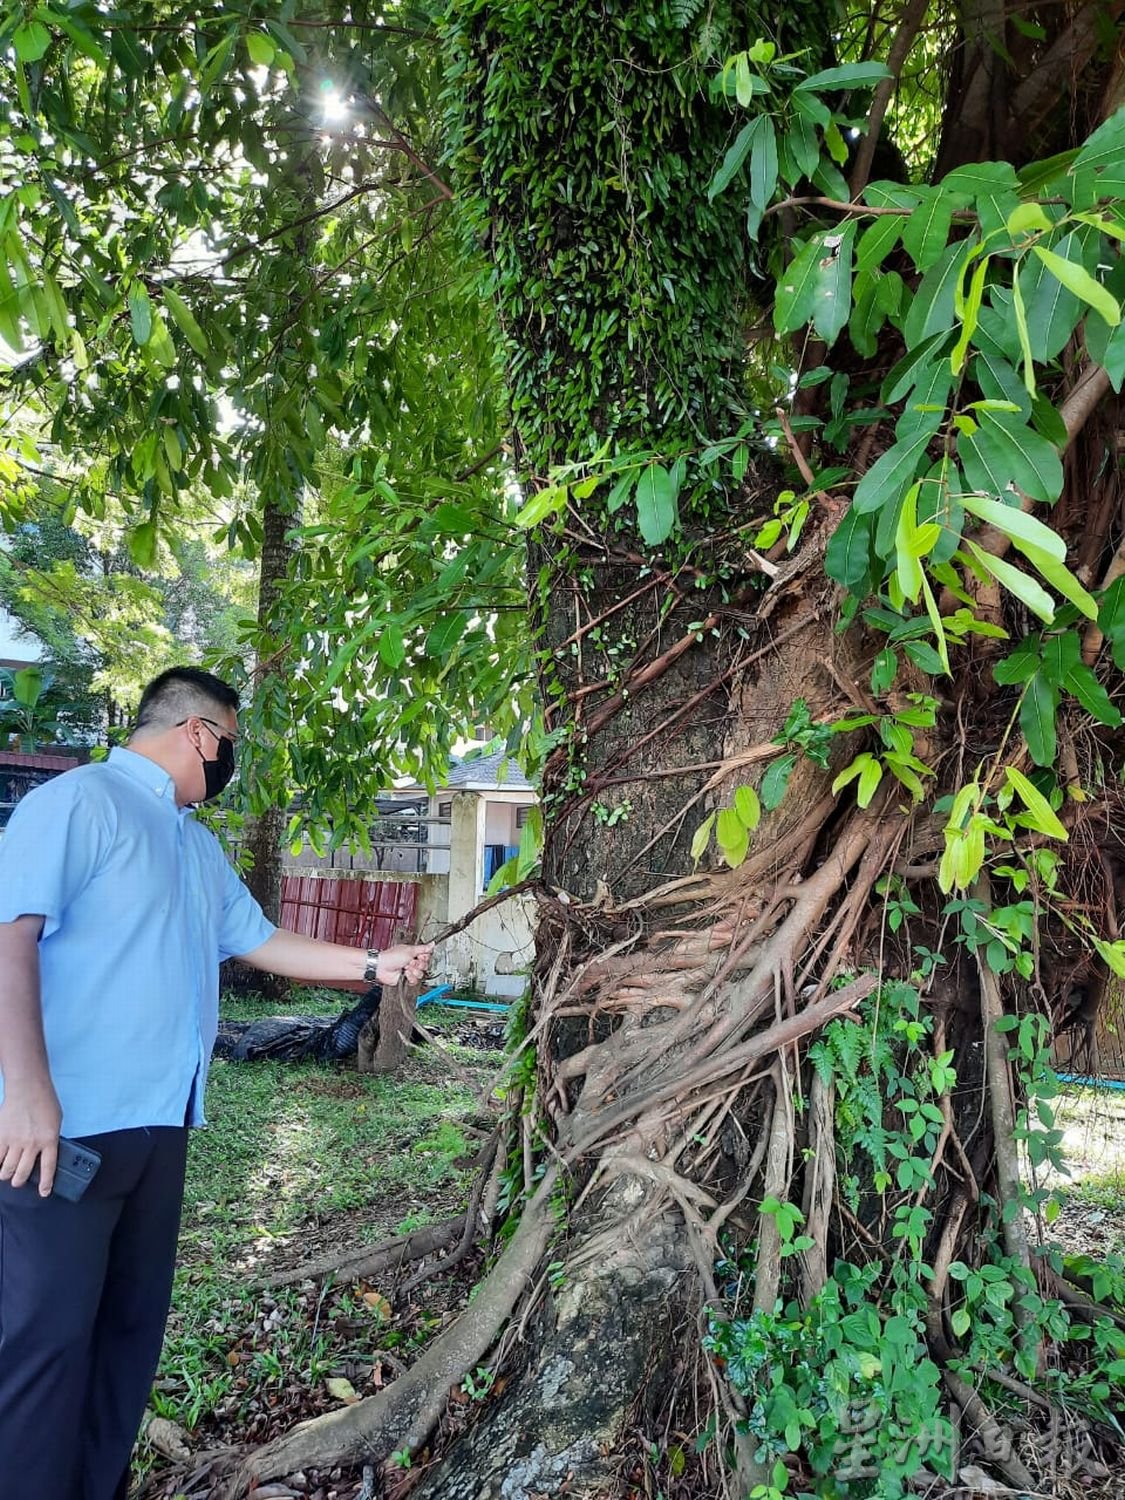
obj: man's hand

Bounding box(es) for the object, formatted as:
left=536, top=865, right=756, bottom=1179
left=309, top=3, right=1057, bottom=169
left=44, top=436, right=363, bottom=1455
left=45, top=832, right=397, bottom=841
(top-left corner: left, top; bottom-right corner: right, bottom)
left=0, top=1081, right=62, bottom=1195
left=376, top=944, right=433, bottom=987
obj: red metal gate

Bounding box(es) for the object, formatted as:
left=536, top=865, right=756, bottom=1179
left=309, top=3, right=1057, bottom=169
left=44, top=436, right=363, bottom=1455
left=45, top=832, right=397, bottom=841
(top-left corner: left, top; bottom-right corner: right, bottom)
left=280, top=875, right=420, bottom=976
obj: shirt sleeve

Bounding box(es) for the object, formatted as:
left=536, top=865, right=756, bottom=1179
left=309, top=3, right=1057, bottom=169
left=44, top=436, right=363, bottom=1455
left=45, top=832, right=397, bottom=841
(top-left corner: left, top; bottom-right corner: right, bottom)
left=0, top=772, right=115, bottom=939
left=216, top=850, right=277, bottom=961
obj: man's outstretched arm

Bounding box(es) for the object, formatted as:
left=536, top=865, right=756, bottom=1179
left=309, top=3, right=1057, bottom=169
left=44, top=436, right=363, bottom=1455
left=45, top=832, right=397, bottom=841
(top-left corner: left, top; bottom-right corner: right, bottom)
left=0, top=915, right=60, bottom=1196
left=238, top=928, right=433, bottom=988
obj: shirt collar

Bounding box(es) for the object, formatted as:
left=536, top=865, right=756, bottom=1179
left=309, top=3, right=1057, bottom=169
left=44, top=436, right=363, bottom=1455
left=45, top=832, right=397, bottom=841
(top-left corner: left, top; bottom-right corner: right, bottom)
left=108, top=745, right=180, bottom=804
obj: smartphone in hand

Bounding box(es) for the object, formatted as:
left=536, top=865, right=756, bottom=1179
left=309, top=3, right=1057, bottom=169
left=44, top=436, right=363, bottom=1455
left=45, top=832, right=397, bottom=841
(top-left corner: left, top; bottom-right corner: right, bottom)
left=29, top=1137, right=102, bottom=1202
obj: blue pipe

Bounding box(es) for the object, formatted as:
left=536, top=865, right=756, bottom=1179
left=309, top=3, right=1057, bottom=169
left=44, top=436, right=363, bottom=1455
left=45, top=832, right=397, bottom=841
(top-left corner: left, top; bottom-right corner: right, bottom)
left=417, top=984, right=511, bottom=1014
left=1055, top=1072, right=1125, bottom=1092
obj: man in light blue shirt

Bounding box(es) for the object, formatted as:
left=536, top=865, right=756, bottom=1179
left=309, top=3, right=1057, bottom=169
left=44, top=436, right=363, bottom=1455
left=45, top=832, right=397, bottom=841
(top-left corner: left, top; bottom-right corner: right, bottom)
left=0, top=666, right=432, bottom=1500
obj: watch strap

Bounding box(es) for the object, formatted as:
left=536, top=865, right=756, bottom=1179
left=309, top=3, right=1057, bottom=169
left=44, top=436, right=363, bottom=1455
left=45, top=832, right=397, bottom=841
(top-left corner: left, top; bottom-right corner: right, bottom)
left=363, top=947, right=381, bottom=983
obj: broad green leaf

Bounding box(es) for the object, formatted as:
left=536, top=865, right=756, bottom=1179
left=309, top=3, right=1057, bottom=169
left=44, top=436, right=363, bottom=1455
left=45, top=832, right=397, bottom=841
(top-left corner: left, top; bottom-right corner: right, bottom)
left=965, top=540, right=1055, bottom=622
left=959, top=410, right=1064, bottom=504
left=163, top=287, right=210, bottom=357
left=13, top=21, right=51, bottom=62
left=856, top=216, right=902, bottom=275
left=734, top=784, right=761, bottom=831
left=245, top=32, right=276, bottom=67
left=852, top=433, right=931, bottom=515
left=760, top=752, right=796, bottom=810
left=796, top=62, right=892, bottom=92
left=749, top=117, right=779, bottom=209
left=1018, top=542, right=1098, bottom=620
left=881, top=331, right=951, bottom=405
left=903, top=240, right=966, bottom=346
left=1021, top=671, right=1059, bottom=766
left=635, top=464, right=679, bottom=546
left=812, top=223, right=855, bottom=346
left=716, top=807, right=749, bottom=867
left=1099, top=321, right=1125, bottom=391
left=709, top=121, right=755, bottom=201
left=605, top=470, right=637, bottom=514
left=379, top=622, right=407, bottom=670
left=960, top=494, right=1064, bottom=559
left=127, top=519, right=158, bottom=568
left=128, top=283, right=153, bottom=346
left=1073, top=105, right=1125, bottom=175
left=691, top=813, right=715, bottom=863
left=425, top=612, right=467, bottom=658
left=1032, top=244, right=1120, bottom=327
left=785, top=113, right=820, bottom=181
left=1020, top=234, right=1083, bottom=359
left=1006, top=203, right=1052, bottom=237
left=515, top=484, right=566, bottom=528
left=901, top=187, right=955, bottom=273
left=775, top=233, right=826, bottom=335
left=1063, top=662, right=1122, bottom=726
left=825, top=505, right=875, bottom=590
left=1005, top=766, right=1067, bottom=840
left=993, top=638, right=1040, bottom=685
left=941, top=161, right=1021, bottom=238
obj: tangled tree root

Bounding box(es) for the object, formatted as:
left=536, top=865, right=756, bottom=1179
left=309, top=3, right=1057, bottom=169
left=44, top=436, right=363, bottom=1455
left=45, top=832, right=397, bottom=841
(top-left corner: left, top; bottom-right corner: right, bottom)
left=216, top=1179, right=557, bottom=1499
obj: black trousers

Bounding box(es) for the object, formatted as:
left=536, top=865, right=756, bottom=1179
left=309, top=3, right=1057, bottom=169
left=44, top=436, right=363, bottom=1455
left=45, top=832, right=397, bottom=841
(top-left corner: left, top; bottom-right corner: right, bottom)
left=0, top=1126, right=189, bottom=1500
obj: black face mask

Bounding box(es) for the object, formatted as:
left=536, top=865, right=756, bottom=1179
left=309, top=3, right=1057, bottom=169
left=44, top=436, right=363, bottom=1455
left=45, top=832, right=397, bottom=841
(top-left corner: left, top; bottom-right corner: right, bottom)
left=197, top=726, right=236, bottom=802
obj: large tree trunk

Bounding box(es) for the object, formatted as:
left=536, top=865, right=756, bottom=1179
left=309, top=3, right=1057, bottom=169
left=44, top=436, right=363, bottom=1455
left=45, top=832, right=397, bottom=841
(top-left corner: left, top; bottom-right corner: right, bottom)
left=224, top=3, right=1125, bottom=1495
left=242, top=494, right=297, bottom=933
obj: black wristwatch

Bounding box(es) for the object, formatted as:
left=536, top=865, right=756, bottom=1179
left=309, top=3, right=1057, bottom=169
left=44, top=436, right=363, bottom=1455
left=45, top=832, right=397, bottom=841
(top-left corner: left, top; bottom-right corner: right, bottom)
left=363, top=948, right=382, bottom=983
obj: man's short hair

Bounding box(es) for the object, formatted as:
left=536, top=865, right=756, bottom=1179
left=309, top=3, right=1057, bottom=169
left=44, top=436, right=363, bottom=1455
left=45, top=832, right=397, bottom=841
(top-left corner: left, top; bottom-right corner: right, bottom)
left=134, top=667, right=240, bottom=736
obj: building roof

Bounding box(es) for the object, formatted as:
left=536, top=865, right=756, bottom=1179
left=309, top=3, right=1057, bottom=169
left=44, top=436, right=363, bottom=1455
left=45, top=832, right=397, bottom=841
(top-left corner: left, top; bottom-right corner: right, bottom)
left=445, top=749, right=533, bottom=791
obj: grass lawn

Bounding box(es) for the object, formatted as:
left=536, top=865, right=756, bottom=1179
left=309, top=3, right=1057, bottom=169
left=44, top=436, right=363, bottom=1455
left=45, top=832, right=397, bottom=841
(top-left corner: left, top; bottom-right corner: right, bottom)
left=136, top=988, right=506, bottom=1495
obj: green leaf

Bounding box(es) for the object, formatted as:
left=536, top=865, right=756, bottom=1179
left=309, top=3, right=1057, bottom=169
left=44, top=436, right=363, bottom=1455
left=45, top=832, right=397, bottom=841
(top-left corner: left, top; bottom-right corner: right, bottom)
left=1005, top=766, right=1067, bottom=840
left=825, top=505, right=875, bottom=590
left=965, top=540, right=1056, bottom=622
left=635, top=464, right=679, bottom=546
left=903, top=240, right=966, bottom=346
left=162, top=287, right=210, bottom=357
left=734, top=784, right=761, bottom=831
left=1020, top=234, right=1084, bottom=360
left=245, top=31, right=276, bottom=67
left=1099, top=321, right=1125, bottom=392
left=760, top=752, right=796, bottom=810
left=774, top=233, right=826, bottom=335
left=812, top=222, right=855, bottom=346
left=1020, top=672, right=1059, bottom=765
left=951, top=255, right=989, bottom=375
left=690, top=813, right=715, bottom=863
left=1032, top=244, right=1121, bottom=327
left=716, top=807, right=749, bottom=867
left=901, top=187, right=955, bottom=273
left=425, top=612, right=467, bottom=658
left=515, top=484, right=566, bottom=528
left=1063, top=662, right=1122, bottom=726
left=881, top=331, right=951, bottom=405
left=748, top=117, right=779, bottom=209
left=709, top=121, right=755, bottom=201
left=127, top=519, right=158, bottom=568
left=128, top=282, right=153, bottom=346
left=379, top=623, right=407, bottom=670
left=959, top=411, right=1064, bottom=504
left=795, top=62, right=892, bottom=92
left=13, top=21, right=51, bottom=62
left=960, top=494, right=1064, bottom=559
left=852, top=433, right=931, bottom=515
left=1018, top=542, right=1098, bottom=620
left=856, top=216, right=903, bottom=275
left=871, top=647, right=897, bottom=694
